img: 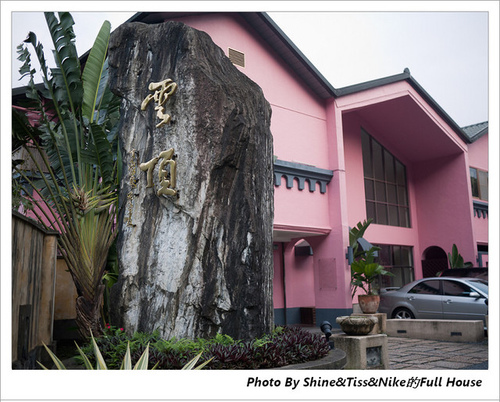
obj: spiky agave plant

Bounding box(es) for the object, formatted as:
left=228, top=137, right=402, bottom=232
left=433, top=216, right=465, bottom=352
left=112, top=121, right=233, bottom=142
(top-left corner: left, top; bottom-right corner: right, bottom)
left=12, top=12, right=121, bottom=338
left=38, top=336, right=212, bottom=370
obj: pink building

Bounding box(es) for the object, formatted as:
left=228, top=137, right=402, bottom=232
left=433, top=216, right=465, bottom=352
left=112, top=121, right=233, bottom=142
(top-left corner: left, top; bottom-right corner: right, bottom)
left=14, top=12, right=488, bottom=328
left=464, top=122, right=489, bottom=267
left=117, top=12, right=489, bottom=326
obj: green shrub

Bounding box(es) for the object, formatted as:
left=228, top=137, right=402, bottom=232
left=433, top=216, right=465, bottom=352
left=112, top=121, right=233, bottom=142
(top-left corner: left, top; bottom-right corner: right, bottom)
left=75, top=325, right=329, bottom=369
left=39, top=333, right=211, bottom=370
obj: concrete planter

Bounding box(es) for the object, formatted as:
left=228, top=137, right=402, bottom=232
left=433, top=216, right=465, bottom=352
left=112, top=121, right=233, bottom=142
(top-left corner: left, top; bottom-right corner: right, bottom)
left=336, top=315, right=378, bottom=335
left=386, top=319, right=485, bottom=342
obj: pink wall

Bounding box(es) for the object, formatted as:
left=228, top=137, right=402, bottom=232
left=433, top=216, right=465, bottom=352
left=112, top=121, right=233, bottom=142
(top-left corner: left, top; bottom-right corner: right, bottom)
left=273, top=185, right=330, bottom=232
left=285, top=241, right=316, bottom=308
left=472, top=210, right=488, bottom=246
left=468, top=133, right=488, bottom=245
left=168, top=14, right=329, bottom=167
left=271, top=106, right=329, bottom=167
left=272, top=244, right=284, bottom=308
left=413, top=154, right=476, bottom=264
left=468, top=133, right=488, bottom=170
left=308, top=233, right=352, bottom=309
left=272, top=240, right=316, bottom=309
left=307, top=100, right=353, bottom=310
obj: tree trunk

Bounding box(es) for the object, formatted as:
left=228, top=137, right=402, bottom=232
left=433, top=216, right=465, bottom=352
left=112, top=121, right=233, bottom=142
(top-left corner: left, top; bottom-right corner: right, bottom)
left=75, top=285, right=105, bottom=338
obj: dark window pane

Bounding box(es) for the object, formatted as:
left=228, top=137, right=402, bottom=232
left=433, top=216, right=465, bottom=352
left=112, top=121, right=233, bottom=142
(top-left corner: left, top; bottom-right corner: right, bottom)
left=388, top=205, right=399, bottom=226
left=377, top=245, right=392, bottom=266
left=469, top=167, right=478, bottom=179
left=361, top=129, right=409, bottom=228
left=366, top=201, right=376, bottom=221
left=373, top=141, right=384, bottom=180
left=375, top=181, right=387, bottom=202
left=373, top=243, right=414, bottom=289
left=443, top=280, right=473, bottom=297
left=396, top=160, right=406, bottom=185
left=387, top=184, right=397, bottom=204
left=478, top=170, right=488, bottom=201
left=379, top=272, right=394, bottom=288
left=365, top=179, right=375, bottom=200
left=399, top=207, right=409, bottom=228
left=376, top=203, right=388, bottom=225
left=393, top=245, right=401, bottom=266
left=398, top=186, right=408, bottom=206
left=409, top=280, right=440, bottom=295
left=470, top=168, right=479, bottom=197
left=361, top=130, right=373, bottom=178
left=384, top=150, right=395, bottom=183
left=401, top=247, right=412, bottom=266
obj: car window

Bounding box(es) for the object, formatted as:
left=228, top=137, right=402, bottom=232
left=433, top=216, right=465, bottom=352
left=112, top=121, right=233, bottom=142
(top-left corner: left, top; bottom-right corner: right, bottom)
left=442, top=280, right=479, bottom=297
left=467, top=279, right=488, bottom=295
left=408, top=280, right=440, bottom=295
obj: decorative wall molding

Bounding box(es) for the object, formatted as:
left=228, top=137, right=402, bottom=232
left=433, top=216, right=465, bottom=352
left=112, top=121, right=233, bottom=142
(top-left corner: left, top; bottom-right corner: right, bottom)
left=273, top=159, right=333, bottom=194
left=473, top=200, right=488, bottom=219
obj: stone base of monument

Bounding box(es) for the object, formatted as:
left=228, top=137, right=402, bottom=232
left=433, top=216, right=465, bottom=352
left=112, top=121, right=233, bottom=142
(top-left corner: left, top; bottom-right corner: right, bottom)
left=351, top=313, right=387, bottom=335
left=332, top=333, right=389, bottom=370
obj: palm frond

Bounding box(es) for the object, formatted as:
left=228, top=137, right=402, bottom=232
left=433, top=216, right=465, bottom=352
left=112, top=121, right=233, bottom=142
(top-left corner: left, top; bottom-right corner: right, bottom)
left=82, top=20, right=111, bottom=122
left=44, top=12, right=83, bottom=109
left=14, top=12, right=120, bottom=339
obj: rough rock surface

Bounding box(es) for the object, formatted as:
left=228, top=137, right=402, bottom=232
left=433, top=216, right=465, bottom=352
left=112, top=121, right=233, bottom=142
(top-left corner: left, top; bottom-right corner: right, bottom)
left=107, top=21, right=274, bottom=341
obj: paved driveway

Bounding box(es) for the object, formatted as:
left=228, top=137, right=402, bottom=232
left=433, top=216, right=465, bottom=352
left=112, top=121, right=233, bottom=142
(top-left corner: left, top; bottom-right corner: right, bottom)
left=387, top=337, right=488, bottom=370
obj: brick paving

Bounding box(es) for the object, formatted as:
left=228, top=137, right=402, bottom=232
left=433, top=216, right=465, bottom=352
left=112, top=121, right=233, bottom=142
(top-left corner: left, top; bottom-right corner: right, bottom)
left=387, top=336, right=488, bottom=370
left=299, top=326, right=489, bottom=370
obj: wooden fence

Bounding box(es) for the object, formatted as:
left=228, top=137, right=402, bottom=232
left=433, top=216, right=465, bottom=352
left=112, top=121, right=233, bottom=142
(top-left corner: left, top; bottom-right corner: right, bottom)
left=12, top=211, right=58, bottom=368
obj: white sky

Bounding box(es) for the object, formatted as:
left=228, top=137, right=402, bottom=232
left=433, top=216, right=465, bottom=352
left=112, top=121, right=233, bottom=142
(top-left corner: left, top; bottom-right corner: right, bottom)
left=5, top=2, right=497, bottom=128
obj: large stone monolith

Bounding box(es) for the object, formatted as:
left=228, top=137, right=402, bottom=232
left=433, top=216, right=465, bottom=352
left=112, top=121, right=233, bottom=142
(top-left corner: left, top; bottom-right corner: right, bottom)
left=107, top=21, right=274, bottom=341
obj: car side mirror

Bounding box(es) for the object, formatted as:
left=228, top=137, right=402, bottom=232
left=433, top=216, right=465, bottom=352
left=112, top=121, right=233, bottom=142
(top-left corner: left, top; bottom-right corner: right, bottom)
left=469, top=291, right=481, bottom=299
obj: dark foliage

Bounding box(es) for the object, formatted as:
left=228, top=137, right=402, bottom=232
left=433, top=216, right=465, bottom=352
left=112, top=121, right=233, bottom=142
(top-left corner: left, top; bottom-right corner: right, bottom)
left=78, top=325, right=330, bottom=369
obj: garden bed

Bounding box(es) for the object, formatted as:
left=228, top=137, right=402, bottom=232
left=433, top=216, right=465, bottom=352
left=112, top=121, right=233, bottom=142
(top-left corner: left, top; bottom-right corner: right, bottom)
left=57, top=325, right=330, bottom=370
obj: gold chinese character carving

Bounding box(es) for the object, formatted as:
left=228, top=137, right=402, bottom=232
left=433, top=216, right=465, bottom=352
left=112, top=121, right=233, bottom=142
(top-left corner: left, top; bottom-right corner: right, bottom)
left=139, top=157, right=159, bottom=188
left=141, top=79, right=177, bottom=128
left=157, top=149, right=177, bottom=197
left=139, top=148, right=178, bottom=197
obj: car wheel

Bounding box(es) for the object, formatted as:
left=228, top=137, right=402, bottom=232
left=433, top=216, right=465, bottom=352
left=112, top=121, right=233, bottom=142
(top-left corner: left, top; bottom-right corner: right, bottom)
left=392, top=308, right=414, bottom=319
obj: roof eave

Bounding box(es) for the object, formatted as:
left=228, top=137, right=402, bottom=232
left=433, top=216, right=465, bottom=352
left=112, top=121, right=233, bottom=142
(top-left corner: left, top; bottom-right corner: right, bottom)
left=336, top=68, right=471, bottom=144
left=334, top=69, right=411, bottom=97
left=242, top=13, right=337, bottom=99
left=468, top=127, right=488, bottom=142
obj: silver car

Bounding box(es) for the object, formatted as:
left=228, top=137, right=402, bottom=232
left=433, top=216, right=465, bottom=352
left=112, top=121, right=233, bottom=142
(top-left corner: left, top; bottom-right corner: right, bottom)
left=379, top=277, right=488, bottom=323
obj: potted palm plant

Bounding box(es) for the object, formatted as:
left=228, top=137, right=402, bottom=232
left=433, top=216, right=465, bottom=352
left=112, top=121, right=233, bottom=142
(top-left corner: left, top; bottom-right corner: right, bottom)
left=349, top=220, right=394, bottom=314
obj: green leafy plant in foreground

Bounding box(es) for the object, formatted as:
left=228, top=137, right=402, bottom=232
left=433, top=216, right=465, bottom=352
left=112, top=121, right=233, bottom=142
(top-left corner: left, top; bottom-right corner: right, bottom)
left=13, top=12, right=121, bottom=338
left=38, top=335, right=212, bottom=370
left=75, top=325, right=329, bottom=370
